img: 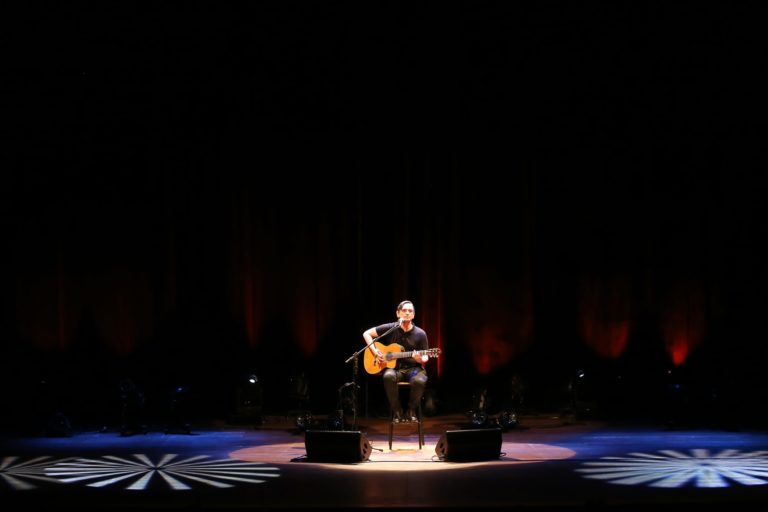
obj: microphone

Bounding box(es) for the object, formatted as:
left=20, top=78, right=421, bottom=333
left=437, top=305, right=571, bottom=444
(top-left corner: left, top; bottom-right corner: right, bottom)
left=398, top=318, right=404, bottom=326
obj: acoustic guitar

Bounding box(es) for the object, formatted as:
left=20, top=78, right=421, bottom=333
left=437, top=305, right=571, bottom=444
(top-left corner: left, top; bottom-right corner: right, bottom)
left=363, top=341, right=441, bottom=375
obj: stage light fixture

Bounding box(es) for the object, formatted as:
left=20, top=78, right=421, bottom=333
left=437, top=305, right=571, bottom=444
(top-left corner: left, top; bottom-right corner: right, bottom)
left=119, top=378, right=147, bottom=436
left=296, top=412, right=312, bottom=432
left=471, top=410, right=488, bottom=427
left=232, top=372, right=263, bottom=425
left=327, top=410, right=344, bottom=430
left=165, top=384, right=193, bottom=434
left=499, top=410, right=519, bottom=430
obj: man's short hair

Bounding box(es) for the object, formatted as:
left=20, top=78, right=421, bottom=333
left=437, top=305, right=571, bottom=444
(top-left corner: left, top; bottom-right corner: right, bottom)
left=397, top=300, right=413, bottom=311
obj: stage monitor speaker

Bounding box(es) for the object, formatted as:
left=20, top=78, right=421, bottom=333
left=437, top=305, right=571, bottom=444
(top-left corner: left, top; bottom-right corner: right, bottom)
left=435, top=428, right=502, bottom=461
left=305, top=430, right=372, bottom=462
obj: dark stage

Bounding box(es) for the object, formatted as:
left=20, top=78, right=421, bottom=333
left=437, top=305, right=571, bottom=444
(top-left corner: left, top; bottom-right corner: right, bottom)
left=2, top=414, right=768, bottom=511
left=5, top=3, right=768, bottom=511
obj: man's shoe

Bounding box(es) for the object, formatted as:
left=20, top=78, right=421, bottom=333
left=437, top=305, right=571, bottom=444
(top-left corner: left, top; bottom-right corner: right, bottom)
left=405, top=409, right=418, bottom=422
left=392, top=410, right=403, bottom=423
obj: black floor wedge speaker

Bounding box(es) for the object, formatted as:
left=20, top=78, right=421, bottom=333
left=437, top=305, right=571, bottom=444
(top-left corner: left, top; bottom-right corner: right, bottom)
left=435, top=428, right=502, bottom=461
left=305, top=430, right=372, bottom=462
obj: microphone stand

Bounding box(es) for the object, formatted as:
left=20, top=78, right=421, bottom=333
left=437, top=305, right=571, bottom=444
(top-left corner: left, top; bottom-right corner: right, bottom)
left=344, top=321, right=400, bottom=430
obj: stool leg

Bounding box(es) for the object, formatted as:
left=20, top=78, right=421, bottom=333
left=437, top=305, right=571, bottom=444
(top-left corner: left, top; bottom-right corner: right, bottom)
left=388, top=413, right=394, bottom=450
left=417, top=405, right=423, bottom=449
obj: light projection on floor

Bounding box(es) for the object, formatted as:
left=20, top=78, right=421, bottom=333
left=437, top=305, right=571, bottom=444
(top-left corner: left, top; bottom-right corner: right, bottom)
left=45, top=454, right=281, bottom=490
left=576, top=449, right=768, bottom=488
left=1, top=456, right=72, bottom=490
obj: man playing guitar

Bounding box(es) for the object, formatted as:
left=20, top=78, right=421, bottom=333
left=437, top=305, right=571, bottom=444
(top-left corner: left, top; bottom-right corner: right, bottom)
left=362, top=300, right=430, bottom=423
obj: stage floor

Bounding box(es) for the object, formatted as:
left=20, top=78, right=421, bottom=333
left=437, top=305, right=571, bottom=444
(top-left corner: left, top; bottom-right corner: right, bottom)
left=1, top=414, right=768, bottom=511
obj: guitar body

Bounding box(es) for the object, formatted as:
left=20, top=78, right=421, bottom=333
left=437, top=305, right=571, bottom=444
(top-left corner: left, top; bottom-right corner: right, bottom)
left=363, top=342, right=441, bottom=375
left=364, top=342, right=404, bottom=375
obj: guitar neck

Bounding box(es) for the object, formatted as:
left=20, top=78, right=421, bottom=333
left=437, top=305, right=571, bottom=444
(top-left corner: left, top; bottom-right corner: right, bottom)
left=392, top=349, right=429, bottom=359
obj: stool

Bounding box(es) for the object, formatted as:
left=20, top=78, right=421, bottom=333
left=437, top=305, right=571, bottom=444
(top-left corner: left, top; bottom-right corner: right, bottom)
left=388, top=382, right=424, bottom=450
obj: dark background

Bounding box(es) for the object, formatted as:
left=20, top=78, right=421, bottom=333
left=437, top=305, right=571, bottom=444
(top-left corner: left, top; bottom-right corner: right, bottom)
left=3, top=2, right=766, bottom=433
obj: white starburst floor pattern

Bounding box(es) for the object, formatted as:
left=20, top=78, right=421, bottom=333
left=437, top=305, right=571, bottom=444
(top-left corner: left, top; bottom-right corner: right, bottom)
left=576, top=448, right=768, bottom=488
left=1, top=455, right=73, bottom=490
left=2, top=454, right=280, bottom=491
